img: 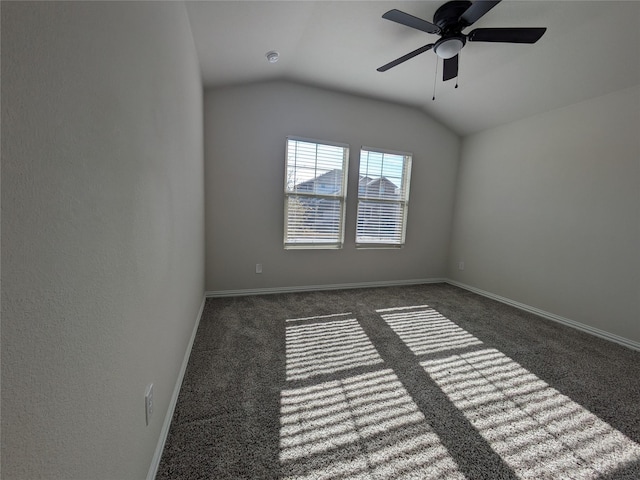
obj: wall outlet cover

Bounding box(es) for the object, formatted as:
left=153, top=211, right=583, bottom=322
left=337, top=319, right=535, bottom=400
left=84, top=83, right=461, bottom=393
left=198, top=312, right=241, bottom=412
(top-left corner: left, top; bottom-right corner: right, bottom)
left=145, top=383, right=154, bottom=426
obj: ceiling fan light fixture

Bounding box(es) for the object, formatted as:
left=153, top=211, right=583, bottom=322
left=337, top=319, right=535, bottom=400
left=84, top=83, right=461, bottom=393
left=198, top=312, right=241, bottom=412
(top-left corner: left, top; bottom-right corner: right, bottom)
left=434, top=36, right=465, bottom=59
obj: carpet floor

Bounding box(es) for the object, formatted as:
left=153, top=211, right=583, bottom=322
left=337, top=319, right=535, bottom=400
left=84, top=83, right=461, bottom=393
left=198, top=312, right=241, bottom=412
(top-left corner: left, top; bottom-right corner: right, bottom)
left=156, top=283, right=640, bottom=479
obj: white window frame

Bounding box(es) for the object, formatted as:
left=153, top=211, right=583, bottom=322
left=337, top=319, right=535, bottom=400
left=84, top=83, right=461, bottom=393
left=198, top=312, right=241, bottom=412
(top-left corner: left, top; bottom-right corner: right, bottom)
left=356, top=146, right=412, bottom=248
left=284, top=136, right=349, bottom=249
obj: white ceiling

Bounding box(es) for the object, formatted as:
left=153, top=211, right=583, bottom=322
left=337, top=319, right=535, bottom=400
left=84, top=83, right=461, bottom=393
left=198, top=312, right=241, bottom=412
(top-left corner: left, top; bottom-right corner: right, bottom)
left=185, top=0, right=640, bottom=136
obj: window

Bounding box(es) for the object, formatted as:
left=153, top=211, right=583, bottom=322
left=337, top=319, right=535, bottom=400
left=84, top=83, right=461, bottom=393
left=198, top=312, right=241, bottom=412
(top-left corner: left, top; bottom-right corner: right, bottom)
left=356, top=147, right=412, bottom=247
left=284, top=137, right=349, bottom=249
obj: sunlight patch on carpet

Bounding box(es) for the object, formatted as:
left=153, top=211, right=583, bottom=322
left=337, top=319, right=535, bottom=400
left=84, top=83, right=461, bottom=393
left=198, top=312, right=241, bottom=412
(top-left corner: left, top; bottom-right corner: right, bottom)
left=380, top=305, right=482, bottom=354
left=422, top=349, right=640, bottom=478
left=286, top=312, right=354, bottom=323
left=279, top=369, right=464, bottom=480
left=285, top=316, right=383, bottom=381
left=378, top=305, right=640, bottom=479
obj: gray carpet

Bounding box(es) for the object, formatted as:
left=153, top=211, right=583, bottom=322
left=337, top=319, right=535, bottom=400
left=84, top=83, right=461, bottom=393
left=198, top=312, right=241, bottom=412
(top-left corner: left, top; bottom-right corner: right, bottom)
left=156, top=283, right=640, bottom=479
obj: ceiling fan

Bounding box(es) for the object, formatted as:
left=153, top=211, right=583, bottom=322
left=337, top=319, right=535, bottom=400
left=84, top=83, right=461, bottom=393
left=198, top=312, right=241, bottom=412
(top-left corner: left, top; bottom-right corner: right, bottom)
left=377, top=0, right=546, bottom=82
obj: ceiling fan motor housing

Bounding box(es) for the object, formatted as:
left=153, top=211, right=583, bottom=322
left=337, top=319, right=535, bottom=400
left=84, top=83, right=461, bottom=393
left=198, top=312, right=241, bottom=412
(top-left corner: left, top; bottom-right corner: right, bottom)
left=434, top=0, right=473, bottom=32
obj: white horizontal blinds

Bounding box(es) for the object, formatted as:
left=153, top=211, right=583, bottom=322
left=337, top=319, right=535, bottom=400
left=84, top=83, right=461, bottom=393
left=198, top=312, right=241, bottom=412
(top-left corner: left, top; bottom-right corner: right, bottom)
left=357, top=148, right=412, bottom=247
left=285, top=137, right=349, bottom=249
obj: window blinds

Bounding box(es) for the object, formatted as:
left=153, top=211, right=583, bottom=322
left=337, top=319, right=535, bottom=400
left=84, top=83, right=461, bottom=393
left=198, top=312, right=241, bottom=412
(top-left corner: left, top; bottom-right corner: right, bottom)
left=356, top=148, right=412, bottom=247
left=284, top=137, right=349, bottom=249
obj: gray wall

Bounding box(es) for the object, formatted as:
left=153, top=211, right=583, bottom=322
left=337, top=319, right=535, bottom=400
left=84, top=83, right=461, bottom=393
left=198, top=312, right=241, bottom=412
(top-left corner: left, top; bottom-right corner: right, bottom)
left=448, top=85, right=640, bottom=344
left=1, top=2, right=204, bottom=479
left=204, top=81, right=460, bottom=292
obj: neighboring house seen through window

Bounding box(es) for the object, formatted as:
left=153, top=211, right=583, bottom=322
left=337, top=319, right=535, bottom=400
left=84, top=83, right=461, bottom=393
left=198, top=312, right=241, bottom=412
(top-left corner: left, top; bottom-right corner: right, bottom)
left=357, top=147, right=412, bottom=247
left=284, top=137, right=349, bottom=249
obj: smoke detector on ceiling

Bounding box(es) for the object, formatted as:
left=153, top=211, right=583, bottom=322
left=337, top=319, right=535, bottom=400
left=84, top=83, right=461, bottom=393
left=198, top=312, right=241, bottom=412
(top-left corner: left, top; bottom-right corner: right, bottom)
left=265, top=51, right=279, bottom=63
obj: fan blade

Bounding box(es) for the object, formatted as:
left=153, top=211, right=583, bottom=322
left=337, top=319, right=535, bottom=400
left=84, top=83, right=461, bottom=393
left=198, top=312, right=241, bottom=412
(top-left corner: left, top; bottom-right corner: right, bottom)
left=377, top=44, right=434, bottom=72
left=468, top=27, right=546, bottom=43
left=443, top=55, right=459, bottom=81
left=382, top=9, right=440, bottom=34
left=459, top=1, right=501, bottom=27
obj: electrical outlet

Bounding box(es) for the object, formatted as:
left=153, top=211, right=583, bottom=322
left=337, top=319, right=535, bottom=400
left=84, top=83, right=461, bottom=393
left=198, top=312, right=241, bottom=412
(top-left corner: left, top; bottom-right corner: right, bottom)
left=145, top=384, right=154, bottom=426
left=255, top=263, right=262, bottom=274
left=458, top=261, right=465, bottom=271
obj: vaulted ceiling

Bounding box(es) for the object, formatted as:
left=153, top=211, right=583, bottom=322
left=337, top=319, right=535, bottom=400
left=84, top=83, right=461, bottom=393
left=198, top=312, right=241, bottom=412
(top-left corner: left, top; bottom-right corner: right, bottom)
left=186, top=1, right=640, bottom=135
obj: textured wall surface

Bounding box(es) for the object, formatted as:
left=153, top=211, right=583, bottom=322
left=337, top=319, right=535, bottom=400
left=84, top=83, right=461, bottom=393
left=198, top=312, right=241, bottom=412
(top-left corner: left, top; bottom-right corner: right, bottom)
left=204, top=81, right=460, bottom=292
left=1, top=2, right=204, bottom=478
left=449, top=85, right=640, bottom=344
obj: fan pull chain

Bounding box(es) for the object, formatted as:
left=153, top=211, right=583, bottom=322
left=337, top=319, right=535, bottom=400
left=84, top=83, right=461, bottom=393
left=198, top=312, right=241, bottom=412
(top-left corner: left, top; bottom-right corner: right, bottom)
left=432, top=56, right=438, bottom=101
left=455, top=52, right=460, bottom=89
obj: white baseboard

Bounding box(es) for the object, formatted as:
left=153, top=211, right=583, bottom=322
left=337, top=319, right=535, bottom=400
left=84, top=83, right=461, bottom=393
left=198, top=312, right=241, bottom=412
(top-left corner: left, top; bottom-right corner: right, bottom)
left=206, top=278, right=446, bottom=298
left=147, top=295, right=207, bottom=480
left=446, top=279, right=640, bottom=352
